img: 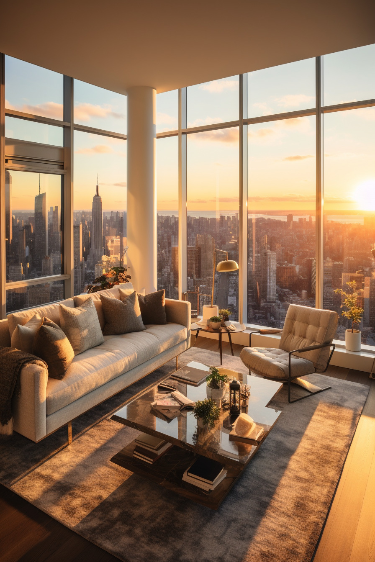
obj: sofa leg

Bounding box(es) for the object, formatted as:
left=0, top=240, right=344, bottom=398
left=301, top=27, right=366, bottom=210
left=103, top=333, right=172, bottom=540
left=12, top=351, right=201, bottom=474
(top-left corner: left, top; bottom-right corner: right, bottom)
left=176, top=355, right=179, bottom=371
left=68, top=421, right=72, bottom=445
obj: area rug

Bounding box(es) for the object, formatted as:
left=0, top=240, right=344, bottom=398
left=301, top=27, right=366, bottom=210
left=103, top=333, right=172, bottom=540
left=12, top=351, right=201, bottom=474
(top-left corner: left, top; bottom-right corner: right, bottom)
left=0, top=348, right=370, bottom=562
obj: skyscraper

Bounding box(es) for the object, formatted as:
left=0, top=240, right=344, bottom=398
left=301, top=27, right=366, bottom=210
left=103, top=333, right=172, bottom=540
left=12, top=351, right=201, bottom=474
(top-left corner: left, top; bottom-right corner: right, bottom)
left=5, top=170, right=12, bottom=251
left=34, top=176, right=48, bottom=271
left=91, top=177, right=103, bottom=261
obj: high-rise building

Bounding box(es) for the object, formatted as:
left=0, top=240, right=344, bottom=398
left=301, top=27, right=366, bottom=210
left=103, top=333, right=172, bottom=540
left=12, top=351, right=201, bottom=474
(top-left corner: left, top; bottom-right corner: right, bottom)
left=91, top=178, right=103, bottom=261
left=261, top=249, right=276, bottom=302
left=34, top=180, right=48, bottom=271
left=196, top=233, right=214, bottom=281
left=5, top=170, right=12, bottom=251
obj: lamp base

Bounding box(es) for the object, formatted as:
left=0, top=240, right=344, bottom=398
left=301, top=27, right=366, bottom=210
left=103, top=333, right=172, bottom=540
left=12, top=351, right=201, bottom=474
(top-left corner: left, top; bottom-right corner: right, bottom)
left=202, top=305, right=219, bottom=326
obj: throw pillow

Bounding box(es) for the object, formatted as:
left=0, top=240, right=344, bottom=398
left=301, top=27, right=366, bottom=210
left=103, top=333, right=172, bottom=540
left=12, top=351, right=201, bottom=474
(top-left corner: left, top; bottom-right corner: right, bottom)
left=74, top=294, right=105, bottom=331
left=10, top=313, right=43, bottom=353
left=59, top=297, right=104, bottom=355
left=137, top=289, right=167, bottom=325
left=101, top=291, right=145, bottom=336
left=33, top=318, right=75, bottom=380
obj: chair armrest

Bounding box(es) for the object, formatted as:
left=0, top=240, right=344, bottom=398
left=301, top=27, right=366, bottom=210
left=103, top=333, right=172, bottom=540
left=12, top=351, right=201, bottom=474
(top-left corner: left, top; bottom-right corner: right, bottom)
left=165, top=298, right=191, bottom=330
left=12, top=363, right=48, bottom=442
left=289, top=342, right=334, bottom=355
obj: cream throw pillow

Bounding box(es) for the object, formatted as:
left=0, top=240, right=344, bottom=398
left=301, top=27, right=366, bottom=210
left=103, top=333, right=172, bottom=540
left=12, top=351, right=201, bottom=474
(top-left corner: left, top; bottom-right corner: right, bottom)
left=11, top=313, right=43, bottom=353
left=59, top=297, right=104, bottom=355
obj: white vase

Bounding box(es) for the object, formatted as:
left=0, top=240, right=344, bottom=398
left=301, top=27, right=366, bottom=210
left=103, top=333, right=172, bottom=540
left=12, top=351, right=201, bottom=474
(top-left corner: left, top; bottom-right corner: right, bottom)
left=206, top=385, right=226, bottom=401
left=210, top=321, right=221, bottom=330
left=345, top=329, right=361, bottom=352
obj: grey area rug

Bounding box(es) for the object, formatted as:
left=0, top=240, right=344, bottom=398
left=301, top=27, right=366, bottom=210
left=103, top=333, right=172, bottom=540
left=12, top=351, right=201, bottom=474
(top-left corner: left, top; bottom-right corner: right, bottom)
left=0, top=348, right=369, bottom=562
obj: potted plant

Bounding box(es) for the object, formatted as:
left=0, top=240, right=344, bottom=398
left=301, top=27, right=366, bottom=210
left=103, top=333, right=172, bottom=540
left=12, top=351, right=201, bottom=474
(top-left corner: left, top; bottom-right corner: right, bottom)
left=87, top=266, right=131, bottom=293
left=206, top=366, right=229, bottom=401
left=193, top=399, right=220, bottom=429
left=219, top=308, right=231, bottom=326
left=334, top=280, right=364, bottom=352
left=209, top=316, right=222, bottom=330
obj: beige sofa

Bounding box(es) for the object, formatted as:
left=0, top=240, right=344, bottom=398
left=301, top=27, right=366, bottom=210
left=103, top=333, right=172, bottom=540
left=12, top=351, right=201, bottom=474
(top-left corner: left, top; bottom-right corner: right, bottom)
left=0, top=284, right=191, bottom=442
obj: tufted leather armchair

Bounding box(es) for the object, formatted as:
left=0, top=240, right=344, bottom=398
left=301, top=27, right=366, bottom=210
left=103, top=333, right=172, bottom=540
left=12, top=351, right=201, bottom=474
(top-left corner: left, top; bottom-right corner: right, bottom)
left=240, top=305, right=338, bottom=403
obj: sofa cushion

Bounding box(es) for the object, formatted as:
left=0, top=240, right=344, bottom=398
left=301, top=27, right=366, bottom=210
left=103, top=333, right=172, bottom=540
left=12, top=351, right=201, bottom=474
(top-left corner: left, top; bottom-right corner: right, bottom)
left=46, top=322, right=187, bottom=415
left=8, top=298, right=75, bottom=337
left=33, top=318, right=75, bottom=380
left=240, top=346, right=314, bottom=381
left=101, top=292, right=145, bottom=335
left=11, top=313, right=43, bottom=353
left=138, top=289, right=167, bottom=325
left=60, top=297, right=104, bottom=355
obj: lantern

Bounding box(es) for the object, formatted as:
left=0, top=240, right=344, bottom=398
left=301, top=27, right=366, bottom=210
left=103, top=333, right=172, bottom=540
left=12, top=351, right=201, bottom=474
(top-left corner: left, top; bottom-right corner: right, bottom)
left=229, top=380, right=241, bottom=416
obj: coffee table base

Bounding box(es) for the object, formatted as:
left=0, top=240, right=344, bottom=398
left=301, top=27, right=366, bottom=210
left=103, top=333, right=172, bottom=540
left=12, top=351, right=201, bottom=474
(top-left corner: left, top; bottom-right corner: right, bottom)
left=110, top=439, right=254, bottom=510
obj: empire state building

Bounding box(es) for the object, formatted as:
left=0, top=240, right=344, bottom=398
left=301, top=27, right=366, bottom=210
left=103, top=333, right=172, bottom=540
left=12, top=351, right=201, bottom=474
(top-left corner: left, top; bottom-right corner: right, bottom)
left=91, top=177, right=103, bottom=260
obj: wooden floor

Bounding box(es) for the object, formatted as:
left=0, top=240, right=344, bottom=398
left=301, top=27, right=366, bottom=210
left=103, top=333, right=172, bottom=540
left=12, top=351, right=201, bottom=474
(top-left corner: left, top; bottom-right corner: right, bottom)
left=0, top=338, right=374, bottom=562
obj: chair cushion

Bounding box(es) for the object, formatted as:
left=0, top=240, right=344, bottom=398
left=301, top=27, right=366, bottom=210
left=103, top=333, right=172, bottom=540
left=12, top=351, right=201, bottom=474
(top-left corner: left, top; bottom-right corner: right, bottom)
left=240, top=346, right=314, bottom=381
left=279, top=305, right=337, bottom=371
left=46, top=322, right=187, bottom=415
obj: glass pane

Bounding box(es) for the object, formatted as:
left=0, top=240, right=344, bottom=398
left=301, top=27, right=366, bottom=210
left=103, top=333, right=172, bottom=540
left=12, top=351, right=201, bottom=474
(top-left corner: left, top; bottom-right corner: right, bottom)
left=5, top=55, right=63, bottom=120
left=6, top=171, right=63, bottom=282
left=74, top=131, right=127, bottom=294
left=5, top=116, right=64, bottom=146
left=187, top=127, right=239, bottom=318
left=6, top=280, right=65, bottom=314
left=248, top=58, right=315, bottom=118
left=74, top=80, right=126, bottom=134
left=157, top=136, right=179, bottom=299
left=323, top=108, right=375, bottom=345
left=187, top=76, right=239, bottom=128
left=157, top=91, right=178, bottom=133
left=324, top=44, right=375, bottom=106
left=247, top=116, right=316, bottom=327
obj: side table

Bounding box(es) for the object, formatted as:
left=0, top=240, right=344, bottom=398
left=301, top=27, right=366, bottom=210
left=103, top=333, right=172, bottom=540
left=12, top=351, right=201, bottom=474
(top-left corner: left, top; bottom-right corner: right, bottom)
left=191, top=321, right=246, bottom=364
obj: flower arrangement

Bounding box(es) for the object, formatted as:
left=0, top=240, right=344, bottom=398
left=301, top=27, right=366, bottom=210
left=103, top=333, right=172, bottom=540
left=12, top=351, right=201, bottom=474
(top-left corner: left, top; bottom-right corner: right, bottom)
left=87, top=266, right=131, bottom=294
left=334, top=280, right=364, bottom=332
left=219, top=308, right=231, bottom=321
left=206, top=366, right=229, bottom=389
left=193, top=399, right=221, bottom=428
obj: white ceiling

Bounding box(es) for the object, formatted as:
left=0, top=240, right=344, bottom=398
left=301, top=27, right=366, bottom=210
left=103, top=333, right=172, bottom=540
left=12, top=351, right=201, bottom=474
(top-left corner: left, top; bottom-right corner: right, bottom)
left=0, top=0, right=374, bottom=94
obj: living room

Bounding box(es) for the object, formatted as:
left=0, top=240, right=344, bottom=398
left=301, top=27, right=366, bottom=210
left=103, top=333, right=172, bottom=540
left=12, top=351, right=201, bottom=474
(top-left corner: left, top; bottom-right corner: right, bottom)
left=0, top=1, right=375, bottom=561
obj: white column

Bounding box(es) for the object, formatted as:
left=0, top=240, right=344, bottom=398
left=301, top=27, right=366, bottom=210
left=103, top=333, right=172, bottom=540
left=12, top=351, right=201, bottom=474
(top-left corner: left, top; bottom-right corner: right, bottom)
left=127, top=86, right=157, bottom=294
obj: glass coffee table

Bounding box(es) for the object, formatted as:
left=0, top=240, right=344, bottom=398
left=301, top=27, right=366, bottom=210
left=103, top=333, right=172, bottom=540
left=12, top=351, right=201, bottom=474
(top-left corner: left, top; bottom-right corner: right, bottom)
left=111, top=362, right=282, bottom=509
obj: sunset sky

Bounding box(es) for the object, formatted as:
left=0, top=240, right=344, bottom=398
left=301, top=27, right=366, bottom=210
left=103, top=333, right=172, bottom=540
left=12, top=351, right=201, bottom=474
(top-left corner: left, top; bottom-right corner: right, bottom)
left=5, top=44, right=375, bottom=214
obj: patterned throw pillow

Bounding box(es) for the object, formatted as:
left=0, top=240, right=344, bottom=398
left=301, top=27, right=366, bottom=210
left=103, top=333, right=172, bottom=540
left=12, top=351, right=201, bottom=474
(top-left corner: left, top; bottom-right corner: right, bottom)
left=101, top=291, right=145, bottom=336
left=11, top=313, right=43, bottom=353
left=137, top=289, right=167, bottom=325
left=59, top=297, right=104, bottom=355
left=33, top=318, right=75, bottom=380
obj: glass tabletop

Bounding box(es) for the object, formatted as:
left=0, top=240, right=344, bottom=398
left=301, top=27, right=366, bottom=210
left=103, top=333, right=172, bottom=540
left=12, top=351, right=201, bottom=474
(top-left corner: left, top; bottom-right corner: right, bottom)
left=113, top=362, right=282, bottom=466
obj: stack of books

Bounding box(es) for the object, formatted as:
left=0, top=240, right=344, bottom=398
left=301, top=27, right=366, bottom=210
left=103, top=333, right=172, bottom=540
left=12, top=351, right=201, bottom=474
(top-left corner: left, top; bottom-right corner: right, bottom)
left=151, top=390, right=195, bottom=420
left=171, top=361, right=210, bottom=386
left=182, top=456, right=227, bottom=492
left=133, top=433, right=172, bottom=464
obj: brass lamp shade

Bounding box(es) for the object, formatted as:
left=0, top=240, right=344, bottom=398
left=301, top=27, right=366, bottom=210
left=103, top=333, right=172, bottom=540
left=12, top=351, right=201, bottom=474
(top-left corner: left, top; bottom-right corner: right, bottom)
left=216, top=259, right=239, bottom=272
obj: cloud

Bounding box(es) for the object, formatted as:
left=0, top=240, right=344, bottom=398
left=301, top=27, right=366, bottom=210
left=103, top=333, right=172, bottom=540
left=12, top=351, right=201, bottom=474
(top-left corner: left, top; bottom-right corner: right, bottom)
left=200, top=79, right=238, bottom=93
left=276, top=94, right=314, bottom=108
left=75, top=145, right=114, bottom=155
left=74, top=103, right=124, bottom=122
left=191, top=128, right=239, bottom=144
left=157, top=112, right=177, bottom=126
left=100, top=181, right=127, bottom=187
left=6, top=100, right=63, bottom=119
left=283, top=155, right=314, bottom=161
left=248, top=128, right=275, bottom=139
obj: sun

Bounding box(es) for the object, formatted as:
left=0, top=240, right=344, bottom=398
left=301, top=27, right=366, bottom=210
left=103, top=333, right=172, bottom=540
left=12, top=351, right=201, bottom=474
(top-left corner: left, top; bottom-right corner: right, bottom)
left=353, top=179, right=375, bottom=211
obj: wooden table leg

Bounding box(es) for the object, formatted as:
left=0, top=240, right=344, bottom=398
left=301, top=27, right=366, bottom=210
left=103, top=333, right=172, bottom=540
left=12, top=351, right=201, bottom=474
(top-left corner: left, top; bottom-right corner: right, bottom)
left=228, top=332, right=234, bottom=356
left=219, top=331, right=223, bottom=364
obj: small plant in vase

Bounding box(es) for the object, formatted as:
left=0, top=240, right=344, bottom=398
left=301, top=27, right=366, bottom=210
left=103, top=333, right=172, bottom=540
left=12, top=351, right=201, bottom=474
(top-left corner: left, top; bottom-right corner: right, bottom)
left=334, top=280, right=364, bottom=352
left=206, top=366, right=229, bottom=401
left=219, top=308, right=231, bottom=326
left=193, top=399, right=221, bottom=429
left=87, top=267, right=131, bottom=294
left=209, top=316, right=222, bottom=330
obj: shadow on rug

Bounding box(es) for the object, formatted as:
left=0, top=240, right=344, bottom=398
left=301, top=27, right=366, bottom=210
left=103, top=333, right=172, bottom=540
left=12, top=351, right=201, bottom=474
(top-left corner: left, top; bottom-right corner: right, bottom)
left=0, top=348, right=370, bottom=562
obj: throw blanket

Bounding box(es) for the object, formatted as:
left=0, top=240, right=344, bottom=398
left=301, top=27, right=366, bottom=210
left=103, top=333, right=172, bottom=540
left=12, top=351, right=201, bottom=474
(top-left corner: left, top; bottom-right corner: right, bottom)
left=0, top=347, right=47, bottom=435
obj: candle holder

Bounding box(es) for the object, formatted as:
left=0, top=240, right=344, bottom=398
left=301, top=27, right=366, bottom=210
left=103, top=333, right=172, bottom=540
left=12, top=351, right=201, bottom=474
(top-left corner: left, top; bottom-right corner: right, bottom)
left=229, top=380, right=241, bottom=416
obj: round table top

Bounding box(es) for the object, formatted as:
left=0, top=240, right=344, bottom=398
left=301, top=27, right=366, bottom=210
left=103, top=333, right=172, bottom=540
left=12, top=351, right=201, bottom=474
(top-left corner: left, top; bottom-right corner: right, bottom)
left=191, top=320, right=246, bottom=334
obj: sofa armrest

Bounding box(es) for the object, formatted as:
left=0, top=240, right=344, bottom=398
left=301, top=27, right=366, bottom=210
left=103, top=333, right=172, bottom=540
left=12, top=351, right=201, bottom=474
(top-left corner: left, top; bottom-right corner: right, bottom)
left=13, top=363, right=48, bottom=442
left=165, top=299, right=191, bottom=330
